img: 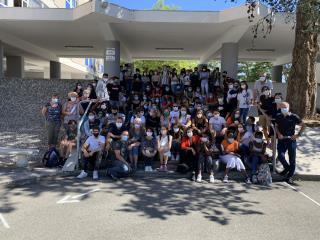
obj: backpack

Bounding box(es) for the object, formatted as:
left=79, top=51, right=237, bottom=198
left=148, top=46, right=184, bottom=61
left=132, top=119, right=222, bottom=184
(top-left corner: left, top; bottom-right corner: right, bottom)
left=257, top=163, right=272, bottom=186
left=42, top=147, right=60, bottom=168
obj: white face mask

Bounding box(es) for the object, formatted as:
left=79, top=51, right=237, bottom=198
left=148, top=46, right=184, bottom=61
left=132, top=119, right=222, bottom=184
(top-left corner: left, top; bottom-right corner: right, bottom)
left=238, top=128, right=244, bottom=133
left=260, top=77, right=266, bottom=82
left=101, top=105, right=107, bottom=110
left=161, top=130, right=167, bottom=135
left=173, top=128, right=179, bottom=133
left=173, top=107, right=178, bottom=111
left=70, top=97, right=77, bottom=102
left=187, top=132, right=193, bottom=138
left=116, top=122, right=123, bottom=128
left=89, top=115, right=94, bottom=120
left=218, top=98, right=224, bottom=104
left=228, top=85, right=234, bottom=89
left=181, top=111, right=186, bottom=115
left=214, top=114, right=220, bottom=119
left=134, top=124, right=141, bottom=128
left=228, top=138, right=234, bottom=144
left=275, top=98, right=282, bottom=103
left=235, top=114, right=240, bottom=118
left=146, top=132, right=153, bottom=137
left=255, top=138, right=263, bottom=143
left=201, top=137, right=208, bottom=142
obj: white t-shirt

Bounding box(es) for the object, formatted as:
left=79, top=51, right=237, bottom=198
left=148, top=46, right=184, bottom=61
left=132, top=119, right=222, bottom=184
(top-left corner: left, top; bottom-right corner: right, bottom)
left=237, top=89, right=253, bottom=109
left=179, top=114, right=191, bottom=125
left=240, top=131, right=253, bottom=147
left=209, top=116, right=226, bottom=132
left=85, top=135, right=106, bottom=152
left=170, top=111, right=180, bottom=123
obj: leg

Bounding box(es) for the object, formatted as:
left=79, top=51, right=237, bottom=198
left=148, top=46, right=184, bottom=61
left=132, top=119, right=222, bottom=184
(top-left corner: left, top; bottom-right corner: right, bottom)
left=198, top=155, right=205, bottom=175
left=277, top=139, right=290, bottom=174
left=92, top=152, right=102, bottom=171
left=206, top=156, right=214, bottom=175
left=287, top=140, right=297, bottom=178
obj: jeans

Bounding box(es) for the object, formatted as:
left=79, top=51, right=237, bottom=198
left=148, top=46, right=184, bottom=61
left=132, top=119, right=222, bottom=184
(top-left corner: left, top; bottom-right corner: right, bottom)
left=198, top=155, right=219, bottom=173
left=130, top=146, right=140, bottom=157
left=47, top=121, right=61, bottom=146
left=108, top=160, right=130, bottom=178
left=247, top=154, right=262, bottom=174
left=181, top=149, right=198, bottom=173
left=239, top=108, right=250, bottom=123
left=277, top=139, right=297, bottom=178
left=171, top=140, right=180, bottom=157
left=82, top=151, right=101, bottom=172
left=201, top=80, right=209, bottom=96
left=143, top=155, right=155, bottom=167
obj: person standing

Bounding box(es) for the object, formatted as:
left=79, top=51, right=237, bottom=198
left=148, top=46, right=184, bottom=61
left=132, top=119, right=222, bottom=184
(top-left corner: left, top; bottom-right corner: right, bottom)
left=237, top=81, right=253, bottom=123
left=253, top=72, right=273, bottom=103
left=275, top=102, right=305, bottom=184
left=42, top=93, right=62, bottom=148
left=199, top=66, right=210, bottom=97
left=96, top=73, right=110, bottom=100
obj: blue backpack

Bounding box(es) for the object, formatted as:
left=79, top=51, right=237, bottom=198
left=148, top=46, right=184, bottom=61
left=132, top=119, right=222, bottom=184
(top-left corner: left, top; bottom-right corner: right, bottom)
left=42, top=147, right=60, bottom=168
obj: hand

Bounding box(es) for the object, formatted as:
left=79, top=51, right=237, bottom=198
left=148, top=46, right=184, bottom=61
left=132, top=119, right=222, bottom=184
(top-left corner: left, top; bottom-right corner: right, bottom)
left=291, top=134, right=299, bottom=140
left=83, top=151, right=90, bottom=158
left=278, top=134, right=284, bottom=140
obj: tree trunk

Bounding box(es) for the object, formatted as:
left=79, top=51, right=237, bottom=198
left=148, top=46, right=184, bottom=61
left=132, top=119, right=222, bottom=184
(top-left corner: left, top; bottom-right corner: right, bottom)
left=286, top=0, right=319, bottom=119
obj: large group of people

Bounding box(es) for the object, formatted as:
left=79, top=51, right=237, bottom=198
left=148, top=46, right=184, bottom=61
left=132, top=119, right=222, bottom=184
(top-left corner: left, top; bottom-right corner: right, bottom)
left=41, top=65, right=305, bottom=185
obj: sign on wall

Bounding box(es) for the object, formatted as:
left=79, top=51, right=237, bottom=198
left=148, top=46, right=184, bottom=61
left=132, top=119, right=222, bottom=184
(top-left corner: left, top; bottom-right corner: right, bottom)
left=105, top=48, right=115, bottom=62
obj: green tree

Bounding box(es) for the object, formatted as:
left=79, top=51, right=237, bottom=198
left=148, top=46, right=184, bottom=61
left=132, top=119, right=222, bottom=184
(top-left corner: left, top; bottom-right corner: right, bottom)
left=238, top=62, right=272, bottom=82
left=133, top=60, right=199, bottom=72
left=152, top=0, right=180, bottom=10
left=225, top=0, right=319, bottom=118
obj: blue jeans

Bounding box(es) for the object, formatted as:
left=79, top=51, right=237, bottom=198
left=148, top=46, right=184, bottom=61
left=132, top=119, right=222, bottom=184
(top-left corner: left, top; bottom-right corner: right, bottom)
left=247, top=154, right=262, bottom=174
left=130, top=146, right=140, bottom=157
left=108, top=160, right=130, bottom=178
left=277, top=139, right=297, bottom=178
left=240, top=108, right=249, bottom=123
left=171, top=140, right=180, bottom=157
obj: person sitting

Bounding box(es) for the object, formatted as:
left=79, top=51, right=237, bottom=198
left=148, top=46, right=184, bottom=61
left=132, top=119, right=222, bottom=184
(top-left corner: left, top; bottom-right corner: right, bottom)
left=237, top=123, right=254, bottom=159
left=209, top=110, right=227, bottom=143
left=83, top=111, right=100, bottom=138
left=161, top=108, right=171, bottom=129
left=220, top=131, right=251, bottom=184
left=180, top=127, right=200, bottom=181
left=77, top=127, right=106, bottom=180
left=145, top=108, right=161, bottom=135
left=141, top=128, right=158, bottom=172
left=248, top=131, right=267, bottom=183
left=105, top=105, right=125, bottom=127
left=59, top=120, right=77, bottom=163
left=128, top=118, right=145, bottom=171
left=62, top=92, right=82, bottom=129
left=178, top=106, right=192, bottom=130
left=157, top=126, right=173, bottom=172
left=107, top=117, right=127, bottom=141
left=130, top=108, right=146, bottom=127
left=192, top=109, right=209, bottom=135
left=170, top=124, right=183, bottom=162
left=106, top=131, right=131, bottom=180
left=74, top=82, right=83, bottom=98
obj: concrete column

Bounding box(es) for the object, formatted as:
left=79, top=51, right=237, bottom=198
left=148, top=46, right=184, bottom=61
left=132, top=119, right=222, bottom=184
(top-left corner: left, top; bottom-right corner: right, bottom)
left=221, top=42, right=239, bottom=79
left=6, top=56, right=24, bottom=78
left=104, top=41, right=120, bottom=78
left=0, top=40, right=3, bottom=79
left=316, top=55, right=320, bottom=84
left=50, top=61, right=61, bottom=79
left=272, top=65, right=283, bottom=83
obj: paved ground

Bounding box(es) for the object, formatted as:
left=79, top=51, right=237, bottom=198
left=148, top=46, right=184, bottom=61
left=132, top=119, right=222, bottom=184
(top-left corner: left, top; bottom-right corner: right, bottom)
left=0, top=176, right=320, bottom=240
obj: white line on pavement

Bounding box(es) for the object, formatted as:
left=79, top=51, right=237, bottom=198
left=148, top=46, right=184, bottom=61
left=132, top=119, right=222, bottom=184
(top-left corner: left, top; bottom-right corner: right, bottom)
left=0, top=213, right=10, bottom=229
left=72, top=188, right=101, bottom=199
left=56, top=188, right=101, bottom=204
left=284, top=183, right=320, bottom=208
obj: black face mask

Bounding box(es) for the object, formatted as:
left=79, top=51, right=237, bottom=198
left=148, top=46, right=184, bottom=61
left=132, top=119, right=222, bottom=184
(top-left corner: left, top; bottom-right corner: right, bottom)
left=93, top=133, right=99, bottom=137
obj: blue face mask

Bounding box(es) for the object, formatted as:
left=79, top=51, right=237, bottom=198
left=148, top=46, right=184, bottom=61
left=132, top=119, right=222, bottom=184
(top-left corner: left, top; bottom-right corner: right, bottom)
left=121, top=135, right=129, bottom=141
left=281, top=108, right=289, bottom=114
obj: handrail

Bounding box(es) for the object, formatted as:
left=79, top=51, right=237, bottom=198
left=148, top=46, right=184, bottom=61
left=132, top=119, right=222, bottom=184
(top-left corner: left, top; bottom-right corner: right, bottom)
left=76, top=99, right=98, bottom=169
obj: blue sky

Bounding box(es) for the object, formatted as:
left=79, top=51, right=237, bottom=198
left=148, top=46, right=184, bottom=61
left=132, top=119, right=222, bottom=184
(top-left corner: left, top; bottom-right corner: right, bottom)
left=109, top=0, right=246, bottom=11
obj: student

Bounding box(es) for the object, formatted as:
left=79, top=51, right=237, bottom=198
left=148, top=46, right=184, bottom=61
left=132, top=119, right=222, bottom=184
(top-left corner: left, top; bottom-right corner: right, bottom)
left=96, top=73, right=110, bottom=100
left=178, top=106, right=192, bottom=130
left=107, top=117, right=127, bottom=141
left=209, top=110, right=227, bottom=141
left=200, top=66, right=210, bottom=96
left=83, top=111, right=100, bottom=138
left=237, top=81, right=253, bottom=123
left=192, top=110, right=209, bottom=135
left=141, top=128, right=158, bottom=172
left=220, top=131, right=251, bottom=183
left=59, top=120, right=77, bottom=162
left=253, top=72, right=273, bottom=102
left=196, top=132, right=219, bottom=183
left=62, top=92, right=81, bottom=129
left=77, top=127, right=106, bottom=180
left=128, top=118, right=145, bottom=171
left=171, top=124, right=183, bottom=161
left=157, top=126, right=173, bottom=172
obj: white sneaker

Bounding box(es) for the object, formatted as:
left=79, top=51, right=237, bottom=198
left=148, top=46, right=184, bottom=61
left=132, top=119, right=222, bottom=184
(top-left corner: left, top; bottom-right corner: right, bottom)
left=209, top=175, right=215, bottom=183
left=171, top=155, right=176, bottom=161
left=196, top=175, right=202, bottom=183
left=93, top=170, right=99, bottom=180
left=145, top=166, right=149, bottom=172
left=176, top=154, right=180, bottom=162
left=148, top=166, right=153, bottom=172
left=245, top=177, right=252, bottom=184
left=223, top=175, right=229, bottom=183
left=77, top=170, right=88, bottom=179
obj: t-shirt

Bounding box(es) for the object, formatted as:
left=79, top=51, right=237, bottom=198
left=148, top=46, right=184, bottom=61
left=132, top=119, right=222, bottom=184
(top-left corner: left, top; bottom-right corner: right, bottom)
left=45, top=103, right=62, bottom=122
left=110, top=140, right=129, bottom=161
left=222, top=139, right=239, bottom=153
left=85, top=135, right=106, bottom=152
left=170, top=111, right=180, bottom=123
left=107, top=84, right=120, bottom=101
left=237, top=89, right=253, bottom=109
left=209, top=116, right=226, bottom=132
left=259, top=95, right=274, bottom=116
left=275, top=113, right=302, bottom=137
left=141, top=137, right=158, bottom=153
left=108, top=123, right=127, bottom=138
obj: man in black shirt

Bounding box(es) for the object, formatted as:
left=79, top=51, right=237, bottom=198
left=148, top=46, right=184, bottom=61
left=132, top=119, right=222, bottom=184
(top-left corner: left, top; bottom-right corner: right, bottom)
left=275, top=102, right=305, bottom=184
left=107, top=117, right=127, bottom=141
left=107, top=77, right=120, bottom=107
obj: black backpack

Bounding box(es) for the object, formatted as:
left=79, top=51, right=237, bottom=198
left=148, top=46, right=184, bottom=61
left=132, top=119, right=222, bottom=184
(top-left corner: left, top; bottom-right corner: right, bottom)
left=42, top=147, right=60, bottom=168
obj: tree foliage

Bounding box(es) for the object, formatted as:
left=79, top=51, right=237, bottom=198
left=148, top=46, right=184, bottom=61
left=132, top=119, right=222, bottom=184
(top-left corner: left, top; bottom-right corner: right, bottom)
left=238, top=62, right=272, bottom=82
left=152, top=0, right=180, bottom=10
left=133, top=60, right=199, bottom=71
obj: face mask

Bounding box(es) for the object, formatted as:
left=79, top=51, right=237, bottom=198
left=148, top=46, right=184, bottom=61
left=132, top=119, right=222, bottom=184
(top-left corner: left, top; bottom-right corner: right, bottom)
left=52, top=98, right=59, bottom=104
left=93, top=133, right=99, bottom=137
left=238, top=128, right=244, bottom=133
left=70, top=97, right=77, bottom=102
left=101, top=105, right=107, bottom=110
left=173, top=128, right=179, bottom=133
left=165, top=87, right=170, bottom=91
left=155, top=99, right=159, bottom=103
left=197, top=114, right=202, bottom=118
left=161, top=130, right=167, bottom=135
left=88, top=115, right=94, bottom=120
left=181, top=110, right=186, bottom=115
left=281, top=108, right=289, bottom=115
left=188, top=88, right=192, bottom=92
left=234, top=114, right=240, bottom=118
left=164, top=112, right=170, bottom=117
left=134, top=124, right=141, bottom=128
left=241, top=85, right=246, bottom=89
left=255, top=138, right=263, bottom=143
left=134, top=96, right=139, bottom=100
left=140, top=112, right=144, bottom=116
left=112, top=111, right=118, bottom=114
left=103, top=77, right=108, bottom=81
left=214, top=114, right=220, bottom=119
left=264, top=90, right=270, bottom=96
left=121, top=135, right=129, bottom=141
left=228, top=138, right=234, bottom=144
left=228, top=85, right=233, bottom=89
left=260, top=77, right=266, bottom=82
left=146, top=132, right=153, bottom=137
left=77, top=85, right=82, bottom=89
left=275, top=98, right=282, bottom=103
left=116, top=122, right=123, bottom=128
left=143, top=97, right=147, bottom=101
left=83, top=94, right=89, bottom=98
left=218, top=98, right=224, bottom=103
left=201, top=137, right=208, bottom=142
left=187, top=132, right=193, bottom=138
left=234, top=120, right=239, bottom=125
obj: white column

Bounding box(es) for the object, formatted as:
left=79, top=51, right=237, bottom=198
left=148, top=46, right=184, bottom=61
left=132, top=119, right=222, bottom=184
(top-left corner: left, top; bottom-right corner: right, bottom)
left=6, top=56, right=24, bottom=78
left=0, top=40, right=3, bottom=79
left=50, top=61, right=61, bottom=79
left=221, top=42, right=239, bottom=79
left=104, top=41, right=120, bottom=78
left=316, top=55, right=320, bottom=84
left=272, top=65, right=283, bottom=83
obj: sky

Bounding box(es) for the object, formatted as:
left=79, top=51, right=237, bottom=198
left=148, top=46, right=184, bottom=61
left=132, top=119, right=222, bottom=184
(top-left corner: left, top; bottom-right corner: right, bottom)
left=109, top=0, right=246, bottom=11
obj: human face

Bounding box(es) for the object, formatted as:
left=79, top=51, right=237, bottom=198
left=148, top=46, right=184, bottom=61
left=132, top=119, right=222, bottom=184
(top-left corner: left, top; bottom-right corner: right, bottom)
left=92, top=130, right=99, bottom=137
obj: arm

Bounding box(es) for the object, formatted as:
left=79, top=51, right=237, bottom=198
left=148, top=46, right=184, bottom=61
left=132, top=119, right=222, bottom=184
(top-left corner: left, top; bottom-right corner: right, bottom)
left=41, top=106, right=47, bottom=117
left=292, top=121, right=306, bottom=140
left=114, top=150, right=129, bottom=165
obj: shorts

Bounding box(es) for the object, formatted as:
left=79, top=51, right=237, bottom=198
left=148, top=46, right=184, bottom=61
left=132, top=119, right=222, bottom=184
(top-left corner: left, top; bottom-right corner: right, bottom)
left=259, top=115, right=268, bottom=128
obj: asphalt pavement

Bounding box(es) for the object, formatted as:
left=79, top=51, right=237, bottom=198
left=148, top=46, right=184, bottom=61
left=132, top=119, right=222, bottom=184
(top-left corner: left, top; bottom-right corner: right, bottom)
left=0, top=176, right=320, bottom=240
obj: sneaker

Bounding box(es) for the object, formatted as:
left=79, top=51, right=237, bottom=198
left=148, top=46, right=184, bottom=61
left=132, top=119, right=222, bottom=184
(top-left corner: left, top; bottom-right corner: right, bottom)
left=223, top=175, right=229, bottom=183
left=191, top=172, right=196, bottom=181
left=77, top=170, right=88, bottom=179
left=145, top=166, right=149, bottom=172
left=209, top=175, right=215, bottom=183
left=148, top=166, right=153, bottom=172
left=163, top=165, right=168, bottom=172
left=245, top=177, right=252, bottom=184
left=196, top=174, right=202, bottom=183
left=286, top=177, right=294, bottom=185
left=171, top=155, right=176, bottom=161
left=176, top=154, right=180, bottom=162
left=158, top=165, right=164, bottom=172
left=93, top=170, right=99, bottom=180
left=252, top=175, right=258, bottom=184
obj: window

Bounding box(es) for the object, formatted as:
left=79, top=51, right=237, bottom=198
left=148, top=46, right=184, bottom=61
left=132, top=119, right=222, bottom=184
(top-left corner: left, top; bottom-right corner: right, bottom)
left=65, top=0, right=76, bottom=9
left=0, top=0, right=8, bottom=7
